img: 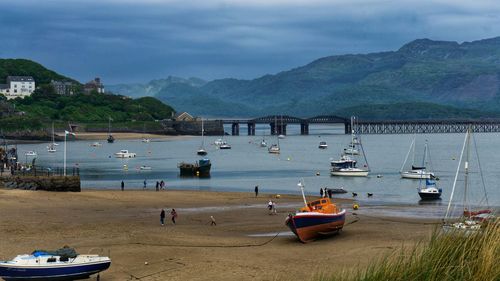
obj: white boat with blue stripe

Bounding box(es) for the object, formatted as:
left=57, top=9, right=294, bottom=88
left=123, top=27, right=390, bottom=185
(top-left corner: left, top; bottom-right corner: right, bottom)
left=0, top=247, right=111, bottom=281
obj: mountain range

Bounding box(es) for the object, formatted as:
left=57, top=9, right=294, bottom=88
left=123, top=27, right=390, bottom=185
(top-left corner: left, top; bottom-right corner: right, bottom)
left=108, top=37, right=500, bottom=119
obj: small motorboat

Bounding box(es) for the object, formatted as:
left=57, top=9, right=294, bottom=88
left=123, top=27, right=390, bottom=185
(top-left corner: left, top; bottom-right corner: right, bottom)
left=90, top=142, right=102, bottom=147
left=47, top=144, right=57, bottom=153
left=278, top=134, right=286, bottom=139
left=318, top=141, right=328, bottom=149
left=197, top=148, right=208, bottom=156
left=214, top=138, right=224, bottom=146
left=219, top=143, right=231, bottom=149
left=286, top=181, right=346, bottom=243
left=330, top=155, right=368, bottom=177
left=142, top=138, right=151, bottom=143
left=268, top=144, right=280, bottom=154
left=140, top=165, right=152, bottom=170
left=114, top=150, right=137, bottom=158
left=107, top=134, right=115, bottom=143
left=260, top=139, right=267, bottom=147
left=25, top=151, right=37, bottom=157
left=0, top=247, right=111, bottom=281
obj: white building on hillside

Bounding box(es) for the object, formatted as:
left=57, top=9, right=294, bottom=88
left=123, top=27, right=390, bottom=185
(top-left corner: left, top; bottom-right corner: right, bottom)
left=0, top=76, right=36, bottom=99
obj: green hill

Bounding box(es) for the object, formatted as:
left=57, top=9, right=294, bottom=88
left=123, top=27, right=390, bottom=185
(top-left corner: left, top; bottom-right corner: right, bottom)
left=109, top=37, right=500, bottom=119
left=0, top=59, right=176, bottom=131
left=0, top=59, right=78, bottom=85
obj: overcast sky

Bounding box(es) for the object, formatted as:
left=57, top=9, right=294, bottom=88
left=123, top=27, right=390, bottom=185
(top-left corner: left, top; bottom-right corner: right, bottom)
left=1, top=0, right=500, bottom=84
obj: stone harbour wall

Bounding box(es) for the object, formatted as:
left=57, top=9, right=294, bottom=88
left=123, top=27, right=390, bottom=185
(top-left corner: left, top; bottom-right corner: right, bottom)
left=0, top=176, right=81, bottom=192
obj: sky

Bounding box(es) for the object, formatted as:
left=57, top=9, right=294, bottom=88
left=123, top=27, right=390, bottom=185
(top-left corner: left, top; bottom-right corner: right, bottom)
left=1, top=0, right=500, bottom=84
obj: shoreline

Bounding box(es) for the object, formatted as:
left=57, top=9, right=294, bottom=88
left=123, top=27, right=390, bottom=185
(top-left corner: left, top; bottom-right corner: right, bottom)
left=0, top=189, right=437, bottom=281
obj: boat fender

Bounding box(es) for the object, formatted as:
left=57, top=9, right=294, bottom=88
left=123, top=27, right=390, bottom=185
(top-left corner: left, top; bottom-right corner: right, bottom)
left=353, top=203, right=359, bottom=210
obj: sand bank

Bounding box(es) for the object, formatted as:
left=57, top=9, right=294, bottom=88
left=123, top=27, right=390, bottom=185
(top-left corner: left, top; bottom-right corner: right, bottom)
left=0, top=189, right=438, bottom=281
left=69, top=132, right=193, bottom=141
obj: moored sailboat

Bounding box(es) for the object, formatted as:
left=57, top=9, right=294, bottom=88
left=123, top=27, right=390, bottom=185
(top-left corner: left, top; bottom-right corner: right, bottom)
left=285, top=180, right=346, bottom=243
left=400, top=136, right=435, bottom=179
left=47, top=123, right=57, bottom=153
left=442, top=129, right=494, bottom=233
left=331, top=116, right=369, bottom=177
left=107, top=117, right=115, bottom=143
left=197, top=118, right=208, bottom=156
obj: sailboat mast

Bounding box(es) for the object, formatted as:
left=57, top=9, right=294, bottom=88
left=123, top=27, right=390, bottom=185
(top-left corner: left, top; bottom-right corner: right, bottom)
left=298, top=179, right=308, bottom=209
left=351, top=117, right=354, bottom=145
left=52, top=122, right=55, bottom=143
left=400, top=136, right=415, bottom=173
left=418, top=142, right=428, bottom=190
left=201, top=118, right=205, bottom=147
left=463, top=128, right=471, bottom=217
left=445, top=130, right=469, bottom=220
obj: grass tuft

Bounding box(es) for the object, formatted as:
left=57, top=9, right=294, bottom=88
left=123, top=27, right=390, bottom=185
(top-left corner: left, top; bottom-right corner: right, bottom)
left=316, top=221, right=499, bottom=281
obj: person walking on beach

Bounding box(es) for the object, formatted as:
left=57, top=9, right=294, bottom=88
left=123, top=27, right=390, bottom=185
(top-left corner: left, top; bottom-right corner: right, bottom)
left=156, top=181, right=159, bottom=191
left=160, top=180, right=165, bottom=190
left=327, top=188, right=333, bottom=199
left=160, top=209, right=165, bottom=226
left=254, top=185, right=259, bottom=197
left=272, top=201, right=277, bottom=214
left=121, top=181, right=124, bottom=191
left=319, top=188, right=323, bottom=197
left=170, top=209, right=177, bottom=224
left=143, top=179, right=147, bottom=190
left=210, top=215, right=216, bottom=226
left=268, top=200, right=273, bottom=214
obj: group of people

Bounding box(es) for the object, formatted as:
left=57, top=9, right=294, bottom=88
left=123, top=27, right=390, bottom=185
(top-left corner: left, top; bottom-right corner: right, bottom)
left=267, top=200, right=277, bottom=215
left=160, top=208, right=177, bottom=226
left=120, top=180, right=167, bottom=191
left=320, top=187, right=333, bottom=199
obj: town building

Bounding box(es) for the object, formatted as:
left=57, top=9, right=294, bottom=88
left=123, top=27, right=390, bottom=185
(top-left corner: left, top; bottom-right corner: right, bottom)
left=84, top=77, right=105, bottom=94
left=51, top=80, right=77, bottom=95
left=0, top=76, right=36, bottom=99
left=174, top=112, right=194, bottom=121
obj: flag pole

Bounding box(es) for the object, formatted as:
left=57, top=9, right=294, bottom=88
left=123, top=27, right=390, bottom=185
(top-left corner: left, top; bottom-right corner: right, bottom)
left=64, top=132, right=67, bottom=176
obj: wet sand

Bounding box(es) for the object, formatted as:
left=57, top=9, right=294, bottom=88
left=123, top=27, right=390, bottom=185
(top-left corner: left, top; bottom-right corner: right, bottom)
left=65, top=132, right=192, bottom=141
left=0, top=189, right=438, bottom=281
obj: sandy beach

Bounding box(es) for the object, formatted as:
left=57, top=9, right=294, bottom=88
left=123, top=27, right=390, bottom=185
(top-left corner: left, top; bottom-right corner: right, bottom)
left=68, top=132, right=192, bottom=141
left=0, top=189, right=438, bottom=281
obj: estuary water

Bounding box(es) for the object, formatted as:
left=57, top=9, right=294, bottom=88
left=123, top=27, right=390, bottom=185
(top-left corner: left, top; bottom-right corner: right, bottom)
left=16, top=124, right=499, bottom=217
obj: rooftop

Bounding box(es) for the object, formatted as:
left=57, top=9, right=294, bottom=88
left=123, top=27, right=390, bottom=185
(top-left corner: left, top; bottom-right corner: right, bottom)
left=7, top=76, right=35, bottom=82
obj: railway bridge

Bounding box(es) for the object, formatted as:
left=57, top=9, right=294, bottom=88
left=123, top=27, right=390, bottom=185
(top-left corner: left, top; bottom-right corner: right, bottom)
left=218, top=116, right=500, bottom=135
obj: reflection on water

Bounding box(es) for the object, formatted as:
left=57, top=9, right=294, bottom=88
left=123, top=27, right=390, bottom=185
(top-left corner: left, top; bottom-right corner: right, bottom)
left=17, top=125, right=500, bottom=210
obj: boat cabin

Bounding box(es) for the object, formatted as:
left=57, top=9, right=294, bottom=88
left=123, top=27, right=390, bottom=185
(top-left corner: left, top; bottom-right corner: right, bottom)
left=299, top=198, right=339, bottom=214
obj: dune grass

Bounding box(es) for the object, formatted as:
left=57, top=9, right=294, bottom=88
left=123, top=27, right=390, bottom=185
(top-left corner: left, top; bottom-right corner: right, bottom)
left=316, top=221, right=499, bottom=281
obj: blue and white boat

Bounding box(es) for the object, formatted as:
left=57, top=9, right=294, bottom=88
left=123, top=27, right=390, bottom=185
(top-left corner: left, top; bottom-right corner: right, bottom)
left=0, top=248, right=111, bottom=281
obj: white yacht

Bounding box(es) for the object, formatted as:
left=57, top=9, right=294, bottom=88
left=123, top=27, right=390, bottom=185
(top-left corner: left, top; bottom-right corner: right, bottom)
left=114, top=150, right=137, bottom=158
left=318, top=141, right=328, bottom=149
left=25, top=151, right=37, bottom=157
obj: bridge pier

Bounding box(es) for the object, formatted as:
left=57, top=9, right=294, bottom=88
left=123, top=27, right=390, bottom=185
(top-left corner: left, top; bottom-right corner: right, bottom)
left=269, top=123, right=276, bottom=135
left=300, top=122, right=309, bottom=135
left=247, top=122, right=256, bottom=136
left=231, top=123, right=240, bottom=136
left=277, top=124, right=287, bottom=135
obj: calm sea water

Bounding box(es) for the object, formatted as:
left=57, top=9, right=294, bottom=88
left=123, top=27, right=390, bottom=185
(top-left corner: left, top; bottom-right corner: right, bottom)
left=16, top=124, right=499, bottom=217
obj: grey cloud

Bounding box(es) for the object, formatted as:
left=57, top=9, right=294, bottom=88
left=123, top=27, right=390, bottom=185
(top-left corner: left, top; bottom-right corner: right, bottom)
left=0, top=1, right=500, bottom=83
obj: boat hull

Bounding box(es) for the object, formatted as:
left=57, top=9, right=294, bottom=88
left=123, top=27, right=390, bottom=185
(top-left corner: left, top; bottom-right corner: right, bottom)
left=401, top=171, right=434, bottom=179
left=179, top=164, right=211, bottom=177
left=0, top=260, right=111, bottom=281
left=330, top=169, right=368, bottom=177
left=418, top=191, right=441, bottom=200
left=286, top=211, right=345, bottom=243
